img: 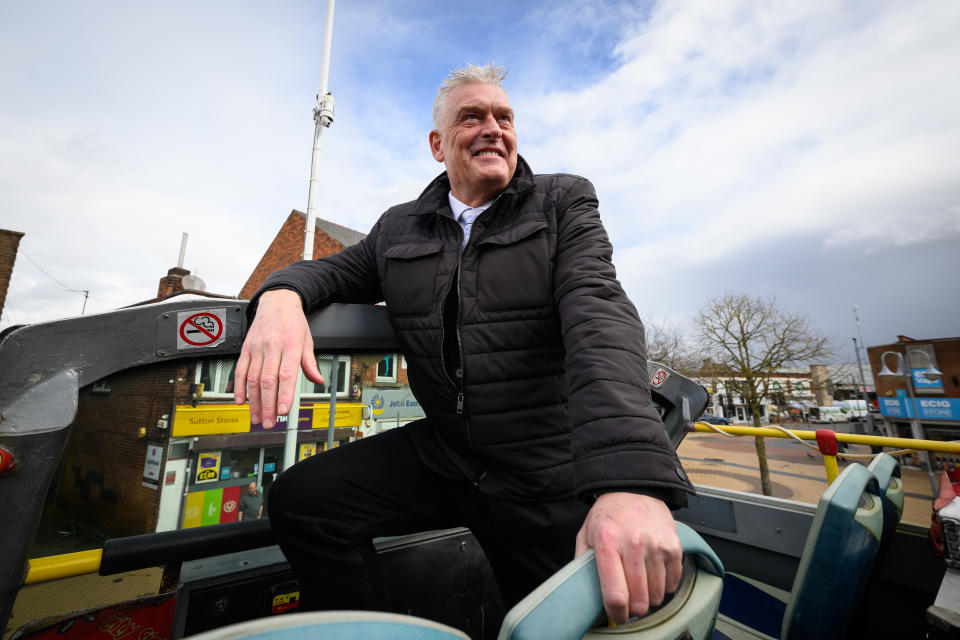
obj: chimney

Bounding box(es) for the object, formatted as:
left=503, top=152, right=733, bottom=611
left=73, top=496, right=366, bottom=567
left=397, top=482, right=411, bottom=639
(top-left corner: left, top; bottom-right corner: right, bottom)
left=157, top=266, right=190, bottom=298
left=0, top=229, right=25, bottom=322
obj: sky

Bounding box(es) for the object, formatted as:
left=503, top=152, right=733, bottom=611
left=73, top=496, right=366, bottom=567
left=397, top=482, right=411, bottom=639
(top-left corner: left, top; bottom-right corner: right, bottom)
left=2, top=0, right=958, bottom=366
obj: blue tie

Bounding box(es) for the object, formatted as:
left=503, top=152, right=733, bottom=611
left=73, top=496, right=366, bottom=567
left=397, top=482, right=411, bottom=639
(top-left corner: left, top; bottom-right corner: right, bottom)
left=461, top=208, right=481, bottom=249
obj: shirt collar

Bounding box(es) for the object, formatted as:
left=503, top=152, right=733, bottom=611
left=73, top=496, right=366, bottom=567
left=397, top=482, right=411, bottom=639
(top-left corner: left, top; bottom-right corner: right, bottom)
left=448, top=192, right=494, bottom=222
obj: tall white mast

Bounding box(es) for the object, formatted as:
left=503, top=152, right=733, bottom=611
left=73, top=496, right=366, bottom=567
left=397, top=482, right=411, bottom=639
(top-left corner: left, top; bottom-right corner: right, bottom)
left=285, top=0, right=336, bottom=472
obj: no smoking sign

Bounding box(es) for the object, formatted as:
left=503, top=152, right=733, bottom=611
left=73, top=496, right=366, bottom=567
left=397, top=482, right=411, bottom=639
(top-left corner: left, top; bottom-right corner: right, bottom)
left=177, top=309, right=227, bottom=349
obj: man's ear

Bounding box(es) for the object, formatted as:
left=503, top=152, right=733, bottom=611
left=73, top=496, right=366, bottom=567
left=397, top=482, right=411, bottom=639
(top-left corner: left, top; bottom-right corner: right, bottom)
left=428, top=130, right=444, bottom=162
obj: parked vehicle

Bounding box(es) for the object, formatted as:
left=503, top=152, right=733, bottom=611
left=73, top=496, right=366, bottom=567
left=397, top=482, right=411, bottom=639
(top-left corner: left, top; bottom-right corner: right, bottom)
left=810, top=406, right=850, bottom=423
left=701, top=414, right=730, bottom=425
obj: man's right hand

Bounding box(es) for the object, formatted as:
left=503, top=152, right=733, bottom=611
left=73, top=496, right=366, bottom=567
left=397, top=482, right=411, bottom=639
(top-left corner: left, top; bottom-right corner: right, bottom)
left=234, top=289, right=325, bottom=428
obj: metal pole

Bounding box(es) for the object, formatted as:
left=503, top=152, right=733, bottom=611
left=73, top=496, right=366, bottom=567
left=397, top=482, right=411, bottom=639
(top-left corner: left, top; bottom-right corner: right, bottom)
left=851, top=305, right=876, bottom=435
left=303, top=0, right=336, bottom=262
left=326, top=356, right=338, bottom=451
left=852, top=337, right=874, bottom=433
left=902, top=352, right=937, bottom=495
left=284, top=0, right=336, bottom=472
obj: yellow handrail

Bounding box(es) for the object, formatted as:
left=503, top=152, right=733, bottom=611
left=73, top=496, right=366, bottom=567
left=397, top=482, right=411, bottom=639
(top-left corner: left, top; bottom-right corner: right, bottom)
left=692, top=422, right=960, bottom=453
left=25, top=548, right=102, bottom=584
left=691, top=421, right=960, bottom=485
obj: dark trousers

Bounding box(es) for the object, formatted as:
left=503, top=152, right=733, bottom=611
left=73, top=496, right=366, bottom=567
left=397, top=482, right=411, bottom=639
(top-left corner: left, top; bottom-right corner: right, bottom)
left=267, top=425, right=588, bottom=613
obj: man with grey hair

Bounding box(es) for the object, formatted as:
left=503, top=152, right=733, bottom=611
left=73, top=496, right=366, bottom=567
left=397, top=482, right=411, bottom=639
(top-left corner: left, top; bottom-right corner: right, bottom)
left=235, top=63, right=692, bottom=628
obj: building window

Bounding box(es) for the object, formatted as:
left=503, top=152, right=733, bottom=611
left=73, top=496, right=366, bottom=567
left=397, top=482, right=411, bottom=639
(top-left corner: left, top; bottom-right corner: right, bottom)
left=195, top=355, right=350, bottom=400
left=196, top=358, right=237, bottom=398
left=300, top=355, right=350, bottom=398
left=377, top=354, right=398, bottom=383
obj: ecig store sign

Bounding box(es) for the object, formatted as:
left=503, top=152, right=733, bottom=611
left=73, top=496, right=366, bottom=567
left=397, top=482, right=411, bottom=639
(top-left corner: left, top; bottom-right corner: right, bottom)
left=879, top=396, right=960, bottom=421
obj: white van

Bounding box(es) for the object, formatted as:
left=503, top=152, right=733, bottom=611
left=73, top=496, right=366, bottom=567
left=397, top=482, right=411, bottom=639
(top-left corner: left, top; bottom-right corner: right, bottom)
left=811, top=406, right=849, bottom=423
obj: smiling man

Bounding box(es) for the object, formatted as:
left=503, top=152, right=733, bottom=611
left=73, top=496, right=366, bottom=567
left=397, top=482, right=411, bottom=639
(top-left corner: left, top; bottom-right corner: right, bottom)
left=235, top=64, right=693, bottom=627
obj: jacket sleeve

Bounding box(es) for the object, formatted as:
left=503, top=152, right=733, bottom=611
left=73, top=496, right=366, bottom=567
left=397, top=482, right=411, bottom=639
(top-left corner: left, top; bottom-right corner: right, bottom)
left=248, top=219, right=383, bottom=319
left=552, top=177, right=694, bottom=506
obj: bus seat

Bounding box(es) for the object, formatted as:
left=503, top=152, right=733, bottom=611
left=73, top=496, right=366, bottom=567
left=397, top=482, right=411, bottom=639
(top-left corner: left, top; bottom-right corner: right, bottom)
left=184, top=610, right=471, bottom=639
left=867, top=452, right=904, bottom=539
left=499, top=522, right=724, bottom=640
left=714, top=463, right=883, bottom=639
left=184, top=523, right=723, bottom=640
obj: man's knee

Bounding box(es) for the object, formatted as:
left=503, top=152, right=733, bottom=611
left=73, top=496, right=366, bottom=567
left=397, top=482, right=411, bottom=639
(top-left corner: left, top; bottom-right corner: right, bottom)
left=268, top=454, right=333, bottom=519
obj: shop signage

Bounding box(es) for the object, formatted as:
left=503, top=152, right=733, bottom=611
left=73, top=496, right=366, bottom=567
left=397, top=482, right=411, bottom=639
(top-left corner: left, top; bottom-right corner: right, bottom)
left=879, top=396, right=960, bottom=421
left=311, top=403, right=364, bottom=429
left=912, top=368, right=944, bottom=391
left=142, top=444, right=163, bottom=482
left=182, top=485, right=243, bottom=528
left=361, top=389, right=425, bottom=419
left=195, top=451, right=221, bottom=483
left=299, top=443, right=317, bottom=461
left=174, top=402, right=363, bottom=436
left=173, top=404, right=251, bottom=436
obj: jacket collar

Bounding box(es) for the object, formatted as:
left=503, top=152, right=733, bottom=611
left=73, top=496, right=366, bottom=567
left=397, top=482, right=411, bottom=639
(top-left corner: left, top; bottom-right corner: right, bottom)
left=412, top=154, right=536, bottom=216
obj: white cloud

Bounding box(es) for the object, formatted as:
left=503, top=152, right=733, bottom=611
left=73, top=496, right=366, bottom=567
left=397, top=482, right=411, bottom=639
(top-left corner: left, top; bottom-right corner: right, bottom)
left=516, top=0, right=960, bottom=261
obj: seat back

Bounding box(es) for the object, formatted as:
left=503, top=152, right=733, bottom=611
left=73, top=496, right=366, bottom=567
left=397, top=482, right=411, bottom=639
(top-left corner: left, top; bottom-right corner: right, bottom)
left=184, top=610, right=471, bottom=639
left=782, top=463, right=884, bottom=640
left=867, top=452, right=904, bottom=541
left=499, top=522, right=724, bottom=640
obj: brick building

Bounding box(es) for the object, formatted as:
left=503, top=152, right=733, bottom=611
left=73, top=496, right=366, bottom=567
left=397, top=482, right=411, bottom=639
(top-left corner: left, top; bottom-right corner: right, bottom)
left=0, top=228, right=24, bottom=323
left=54, top=214, right=415, bottom=537
left=868, top=335, right=960, bottom=469
left=239, top=211, right=367, bottom=299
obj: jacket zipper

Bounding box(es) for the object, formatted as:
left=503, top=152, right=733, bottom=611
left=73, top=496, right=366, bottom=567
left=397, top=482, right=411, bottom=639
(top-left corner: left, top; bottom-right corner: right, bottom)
left=441, top=195, right=504, bottom=450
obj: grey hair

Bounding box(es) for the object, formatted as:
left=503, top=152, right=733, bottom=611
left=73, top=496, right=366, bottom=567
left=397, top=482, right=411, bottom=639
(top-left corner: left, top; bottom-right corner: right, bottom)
left=432, top=63, right=508, bottom=130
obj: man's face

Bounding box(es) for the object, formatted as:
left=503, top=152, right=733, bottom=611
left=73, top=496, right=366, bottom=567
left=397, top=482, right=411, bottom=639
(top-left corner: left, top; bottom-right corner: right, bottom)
left=248, top=483, right=257, bottom=495
left=429, top=82, right=517, bottom=206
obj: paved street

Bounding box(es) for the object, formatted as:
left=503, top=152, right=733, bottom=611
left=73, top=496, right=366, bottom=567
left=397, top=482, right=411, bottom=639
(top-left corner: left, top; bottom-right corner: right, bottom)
left=677, top=429, right=935, bottom=525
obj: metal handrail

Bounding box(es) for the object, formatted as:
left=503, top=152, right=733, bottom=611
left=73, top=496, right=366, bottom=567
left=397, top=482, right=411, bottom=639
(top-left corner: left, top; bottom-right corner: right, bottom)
left=691, top=421, right=960, bottom=484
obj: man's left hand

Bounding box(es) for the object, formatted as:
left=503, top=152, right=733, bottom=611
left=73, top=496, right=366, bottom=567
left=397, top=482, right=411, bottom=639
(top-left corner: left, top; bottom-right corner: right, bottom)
left=575, top=492, right=682, bottom=625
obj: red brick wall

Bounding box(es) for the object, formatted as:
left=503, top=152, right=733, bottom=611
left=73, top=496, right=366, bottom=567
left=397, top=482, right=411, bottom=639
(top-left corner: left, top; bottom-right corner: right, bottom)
left=238, top=212, right=346, bottom=300
left=57, top=361, right=189, bottom=536
left=868, top=339, right=960, bottom=399
left=361, top=353, right=411, bottom=387
left=0, top=228, right=24, bottom=322
left=157, top=267, right=190, bottom=298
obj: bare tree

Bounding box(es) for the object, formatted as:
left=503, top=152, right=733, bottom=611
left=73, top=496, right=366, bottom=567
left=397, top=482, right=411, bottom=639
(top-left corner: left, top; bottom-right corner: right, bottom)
left=695, top=293, right=834, bottom=496
left=646, top=320, right=700, bottom=374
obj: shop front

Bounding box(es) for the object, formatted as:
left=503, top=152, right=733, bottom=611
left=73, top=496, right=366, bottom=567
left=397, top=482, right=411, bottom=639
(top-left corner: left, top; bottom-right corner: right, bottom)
left=157, top=400, right=363, bottom=531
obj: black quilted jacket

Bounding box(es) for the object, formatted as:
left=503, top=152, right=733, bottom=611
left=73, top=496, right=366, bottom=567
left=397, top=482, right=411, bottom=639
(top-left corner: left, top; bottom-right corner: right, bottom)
left=254, top=156, right=693, bottom=503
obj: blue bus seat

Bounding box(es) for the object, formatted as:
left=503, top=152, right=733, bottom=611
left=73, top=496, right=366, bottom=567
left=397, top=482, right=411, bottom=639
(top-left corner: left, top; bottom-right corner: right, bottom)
left=867, top=452, right=903, bottom=540
left=184, top=611, right=471, bottom=639
left=499, top=522, right=724, bottom=640
left=714, top=463, right=883, bottom=639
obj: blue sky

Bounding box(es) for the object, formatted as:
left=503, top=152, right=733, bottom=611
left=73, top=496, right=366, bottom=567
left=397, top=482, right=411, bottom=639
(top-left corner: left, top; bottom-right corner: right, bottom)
left=2, top=1, right=958, bottom=365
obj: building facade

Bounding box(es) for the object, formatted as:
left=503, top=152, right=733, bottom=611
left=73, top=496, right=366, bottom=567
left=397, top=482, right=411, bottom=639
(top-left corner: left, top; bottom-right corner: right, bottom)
left=54, top=214, right=417, bottom=536
left=869, top=335, right=960, bottom=470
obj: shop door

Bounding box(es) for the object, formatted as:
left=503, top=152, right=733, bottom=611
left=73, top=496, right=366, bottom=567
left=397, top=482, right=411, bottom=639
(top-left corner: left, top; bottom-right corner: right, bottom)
left=156, top=458, right=187, bottom=532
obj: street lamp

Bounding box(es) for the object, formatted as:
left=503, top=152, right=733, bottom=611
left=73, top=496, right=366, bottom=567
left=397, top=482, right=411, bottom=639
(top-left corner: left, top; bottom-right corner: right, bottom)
left=877, top=349, right=943, bottom=494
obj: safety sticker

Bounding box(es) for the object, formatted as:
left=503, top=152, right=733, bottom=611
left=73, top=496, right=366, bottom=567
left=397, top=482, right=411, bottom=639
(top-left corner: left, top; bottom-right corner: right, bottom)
left=177, top=309, right=227, bottom=349
left=650, top=368, right=670, bottom=388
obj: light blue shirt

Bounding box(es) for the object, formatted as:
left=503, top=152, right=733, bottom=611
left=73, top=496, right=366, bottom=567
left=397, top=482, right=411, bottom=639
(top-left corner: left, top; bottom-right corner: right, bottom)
left=448, top=193, right=493, bottom=250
